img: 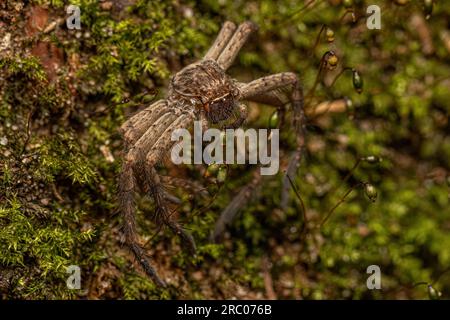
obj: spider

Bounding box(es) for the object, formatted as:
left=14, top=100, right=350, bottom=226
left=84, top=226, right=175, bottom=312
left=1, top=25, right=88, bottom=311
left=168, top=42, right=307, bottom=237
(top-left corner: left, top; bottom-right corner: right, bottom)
left=118, top=21, right=306, bottom=287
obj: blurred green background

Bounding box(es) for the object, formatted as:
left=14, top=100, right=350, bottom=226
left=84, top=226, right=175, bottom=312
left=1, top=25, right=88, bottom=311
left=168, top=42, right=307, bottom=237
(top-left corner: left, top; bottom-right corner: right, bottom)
left=0, top=0, right=449, bottom=299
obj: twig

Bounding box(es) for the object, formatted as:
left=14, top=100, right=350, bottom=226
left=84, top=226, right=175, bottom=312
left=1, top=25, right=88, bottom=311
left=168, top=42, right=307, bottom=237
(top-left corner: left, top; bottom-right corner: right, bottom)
left=262, top=256, right=277, bottom=300
left=20, top=109, right=34, bottom=156
left=51, top=182, right=64, bottom=203
left=286, top=174, right=308, bottom=240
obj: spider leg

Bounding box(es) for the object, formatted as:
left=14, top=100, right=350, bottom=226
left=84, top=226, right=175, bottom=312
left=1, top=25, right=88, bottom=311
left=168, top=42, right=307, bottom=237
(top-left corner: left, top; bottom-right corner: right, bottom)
left=240, top=73, right=306, bottom=209
left=236, top=82, right=292, bottom=129
left=145, top=167, right=196, bottom=254
left=237, top=82, right=288, bottom=108
left=212, top=74, right=306, bottom=240
left=160, top=176, right=209, bottom=198
left=119, top=110, right=183, bottom=286
left=118, top=155, right=166, bottom=287
left=146, top=114, right=193, bottom=166
left=162, top=190, right=183, bottom=205
left=125, top=111, right=188, bottom=206
left=239, top=73, right=298, bottom=99
left=217, top=21, right=257, bottom=70
left=204, top=21, right=237, bottom=61
left=137, top=172, right=182, bottom=204
left=282, top=79, right=306, bottom=210
left=120, top=100, right=170, bottom=146
left=126, top=112, right=179, bottom=159
left=144, top=114, right=197, bottom=254
left=121, top=100, right=166, bottom=130
left=212, top=169, right=263, bottom=242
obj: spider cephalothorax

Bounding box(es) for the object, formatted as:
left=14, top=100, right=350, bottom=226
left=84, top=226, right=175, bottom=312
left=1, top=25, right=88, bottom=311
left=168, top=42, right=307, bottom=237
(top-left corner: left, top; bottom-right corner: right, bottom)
left=118, top=21, right=306, bottom=287
left=168, top=59, right=239, bottom=123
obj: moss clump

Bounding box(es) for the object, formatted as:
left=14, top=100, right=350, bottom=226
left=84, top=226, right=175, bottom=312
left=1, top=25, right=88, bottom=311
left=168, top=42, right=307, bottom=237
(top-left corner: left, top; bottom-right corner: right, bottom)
left=0, top=197, right=94, bottom=298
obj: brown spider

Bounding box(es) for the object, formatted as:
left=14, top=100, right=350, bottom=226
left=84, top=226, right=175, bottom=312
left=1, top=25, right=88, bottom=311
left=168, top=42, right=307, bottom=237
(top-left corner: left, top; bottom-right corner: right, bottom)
left=118, top=21, right=306, bottom=287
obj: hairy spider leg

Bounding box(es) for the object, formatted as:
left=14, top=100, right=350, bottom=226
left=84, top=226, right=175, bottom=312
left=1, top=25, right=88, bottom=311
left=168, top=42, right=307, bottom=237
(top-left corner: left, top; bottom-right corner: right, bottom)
left=119, top=107, right=185, bottom=285
left=217, top=21, right=257, bottom=70
left=118, top=158, right=166, bottom=287
left=204, top=21, right=237, bottom=61
left=121, top=100, right=170, bottom=146
left=213, top=73, right=306, bottom=239
left=144, top=113, right=197, bottom=253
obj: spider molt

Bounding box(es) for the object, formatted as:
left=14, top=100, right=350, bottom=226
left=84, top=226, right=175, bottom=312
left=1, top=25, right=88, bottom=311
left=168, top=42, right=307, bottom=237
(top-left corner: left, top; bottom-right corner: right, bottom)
left=118, top=21, right=306, bottom=287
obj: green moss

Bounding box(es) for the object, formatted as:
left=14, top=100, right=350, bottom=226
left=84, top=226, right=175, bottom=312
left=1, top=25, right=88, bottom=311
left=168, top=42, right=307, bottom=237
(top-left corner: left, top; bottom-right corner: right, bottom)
left=0, top=196, right=94, bottom=298
left=38, top=132, right=98, bottom=185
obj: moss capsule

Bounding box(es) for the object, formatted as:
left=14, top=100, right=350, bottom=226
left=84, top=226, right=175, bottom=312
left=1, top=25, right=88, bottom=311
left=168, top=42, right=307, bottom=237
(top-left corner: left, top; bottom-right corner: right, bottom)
left=324, top=51, right=338, bottom=70
left=352, top=69, right=363, bottom=94
left=205, top=163, right=220, bottom=177
left=424, top=0, right=433, bottom=20
left=328, top=55, right=338, bottom=68
left=427, top=285, right=441, bottom=300
left=364, top=183, right=377, bottom=202
left=326, top=28, right=335, bottom=42
left=269, top=111, right=279, bottom=129
left=216, top=166, right=227, bottom=184
left=363, top=156, right=382, bottom=164
left=343, top=0, right=353, bottom=8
